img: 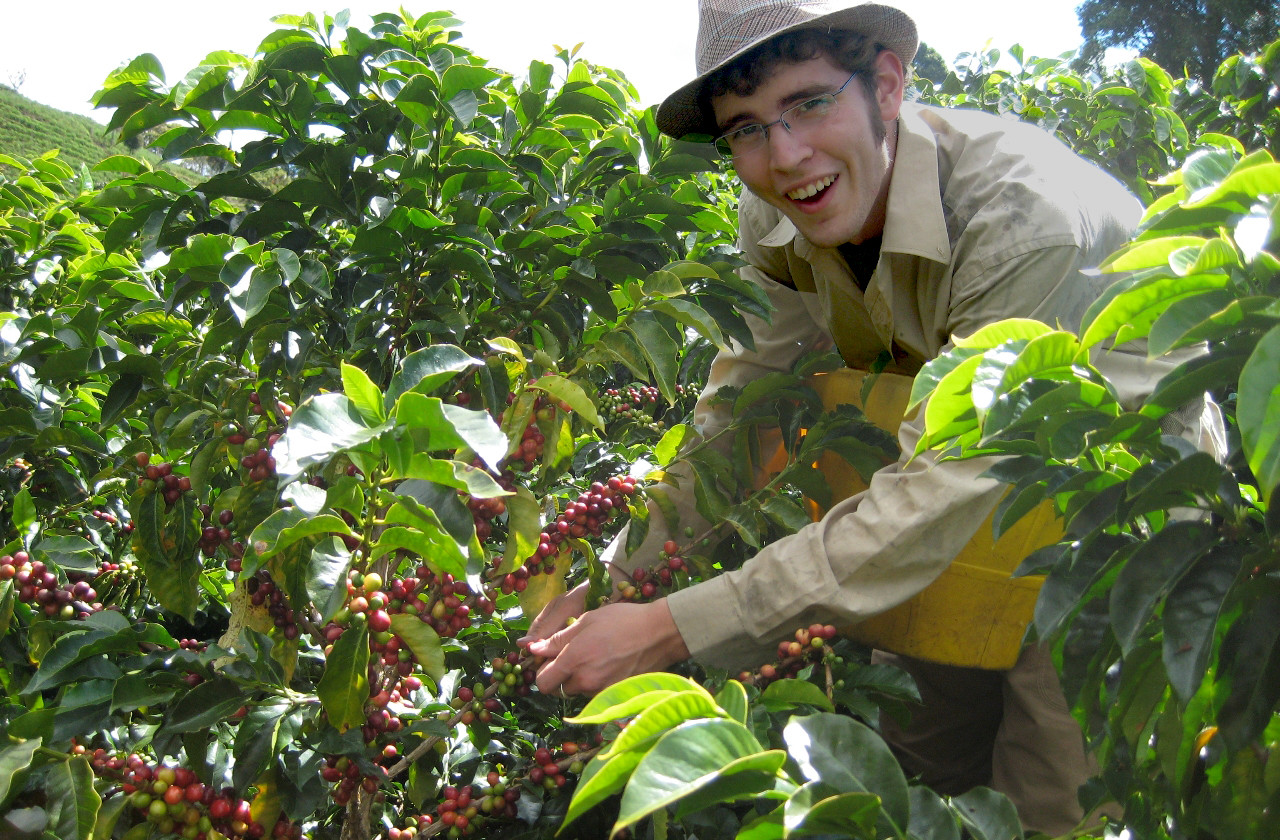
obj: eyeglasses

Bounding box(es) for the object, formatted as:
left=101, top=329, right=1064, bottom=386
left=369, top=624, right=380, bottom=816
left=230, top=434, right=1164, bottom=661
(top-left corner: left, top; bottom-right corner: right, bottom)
left=714, top=71, right=861, bottom=160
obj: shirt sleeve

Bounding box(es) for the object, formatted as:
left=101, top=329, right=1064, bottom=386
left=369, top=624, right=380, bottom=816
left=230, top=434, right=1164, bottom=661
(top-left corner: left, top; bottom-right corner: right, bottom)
left=625, top=207, right=1146, bottom=672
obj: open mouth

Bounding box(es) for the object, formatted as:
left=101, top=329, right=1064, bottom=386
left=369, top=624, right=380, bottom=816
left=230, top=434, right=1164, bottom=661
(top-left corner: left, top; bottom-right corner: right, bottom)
left=787, top=175, right=836, bottom=203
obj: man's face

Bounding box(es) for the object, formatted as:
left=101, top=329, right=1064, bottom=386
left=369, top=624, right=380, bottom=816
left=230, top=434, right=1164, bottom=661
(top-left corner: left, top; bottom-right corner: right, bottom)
left=711, top=53, right=899, bottom=249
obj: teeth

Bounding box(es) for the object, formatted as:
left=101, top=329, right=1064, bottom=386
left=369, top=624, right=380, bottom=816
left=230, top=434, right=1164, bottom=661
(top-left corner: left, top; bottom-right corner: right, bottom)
left=788, top=176, right=835, bottom=200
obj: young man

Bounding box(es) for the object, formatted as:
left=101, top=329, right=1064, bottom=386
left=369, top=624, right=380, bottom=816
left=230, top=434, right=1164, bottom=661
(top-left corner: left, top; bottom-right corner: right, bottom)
left=523, top=1, right=1222, bottom=833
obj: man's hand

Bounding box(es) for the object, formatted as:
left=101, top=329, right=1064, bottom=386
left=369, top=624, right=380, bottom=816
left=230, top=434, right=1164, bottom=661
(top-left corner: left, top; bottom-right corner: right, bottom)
left=518, top=581, right=590, bottom=647
left=525, top=598, right=691, bottom=697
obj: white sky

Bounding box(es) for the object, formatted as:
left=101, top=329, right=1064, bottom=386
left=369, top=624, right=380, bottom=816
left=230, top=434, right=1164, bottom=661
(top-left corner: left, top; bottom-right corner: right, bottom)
left=2, top=1, right=1087, bottom=123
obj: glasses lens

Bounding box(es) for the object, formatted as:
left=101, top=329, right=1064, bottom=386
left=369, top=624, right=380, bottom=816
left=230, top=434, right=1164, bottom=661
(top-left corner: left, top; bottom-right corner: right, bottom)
left=719, top=125, right=767, bottom=159
left=787, top=94, right=837, bottom=127
left=714, top=136, right=736, bottom=159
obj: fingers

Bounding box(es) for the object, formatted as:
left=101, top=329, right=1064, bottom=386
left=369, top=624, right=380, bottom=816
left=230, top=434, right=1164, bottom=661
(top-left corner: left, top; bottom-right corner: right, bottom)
left=529, top=619, right=586, bottom=695
left=518, top=583, right=587, bottom=647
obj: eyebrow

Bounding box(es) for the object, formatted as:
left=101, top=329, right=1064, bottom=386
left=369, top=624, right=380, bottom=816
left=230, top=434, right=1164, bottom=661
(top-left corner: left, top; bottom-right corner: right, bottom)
left=716, top=82, right=842, bottom=134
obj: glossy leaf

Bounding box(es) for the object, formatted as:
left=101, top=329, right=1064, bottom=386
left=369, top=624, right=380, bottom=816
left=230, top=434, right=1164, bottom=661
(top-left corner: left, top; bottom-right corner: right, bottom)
left=782, top=713, right=909, bottom=830
left=569, top=673, right=710, bottom=724
left=783, top=782, right=880, bottom=838
left=316, top=621, right=369, bottom=733
left=613, top=719, right=770, bottom=833
left=1237, top=324, right=1280, bottom=503
left=45, top=755, right=100, bottom=840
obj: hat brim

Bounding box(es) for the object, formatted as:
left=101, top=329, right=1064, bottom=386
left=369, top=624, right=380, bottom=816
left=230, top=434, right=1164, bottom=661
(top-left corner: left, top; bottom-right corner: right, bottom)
left=656, top=3, right=917, bottom=140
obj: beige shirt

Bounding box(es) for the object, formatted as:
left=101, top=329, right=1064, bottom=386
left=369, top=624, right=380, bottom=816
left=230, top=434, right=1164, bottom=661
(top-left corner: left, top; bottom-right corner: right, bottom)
left=619, top=102, right=1199, bottom=670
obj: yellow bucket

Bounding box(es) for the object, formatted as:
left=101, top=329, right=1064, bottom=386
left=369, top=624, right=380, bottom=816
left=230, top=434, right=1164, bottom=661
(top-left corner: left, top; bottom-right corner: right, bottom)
left=808, top=369, right=1059, bottom=670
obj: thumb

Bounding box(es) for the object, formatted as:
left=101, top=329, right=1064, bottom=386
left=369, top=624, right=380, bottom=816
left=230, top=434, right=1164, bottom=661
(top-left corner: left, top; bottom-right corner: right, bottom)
left=525, top=615, right=583, bottom=658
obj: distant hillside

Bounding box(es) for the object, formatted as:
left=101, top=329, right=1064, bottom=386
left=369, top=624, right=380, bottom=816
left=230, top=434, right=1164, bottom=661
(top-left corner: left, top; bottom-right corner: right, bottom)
left=0, top=85, right=198, bottom=185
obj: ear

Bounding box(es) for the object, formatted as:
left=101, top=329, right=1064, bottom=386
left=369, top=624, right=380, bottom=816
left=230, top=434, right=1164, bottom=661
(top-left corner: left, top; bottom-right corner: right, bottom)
left=870, top=48, right=906, bottom=123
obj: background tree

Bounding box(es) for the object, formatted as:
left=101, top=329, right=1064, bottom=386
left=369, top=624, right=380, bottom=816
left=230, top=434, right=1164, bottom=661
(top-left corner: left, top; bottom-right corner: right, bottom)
left=1076, top=0, right=1279, bottom=80
left=913, top=41, right=949, bottom=84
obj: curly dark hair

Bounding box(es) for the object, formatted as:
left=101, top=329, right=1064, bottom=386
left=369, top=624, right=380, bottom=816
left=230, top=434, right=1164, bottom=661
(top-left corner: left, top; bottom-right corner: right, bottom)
left=699, top=29, right=891, bottom=143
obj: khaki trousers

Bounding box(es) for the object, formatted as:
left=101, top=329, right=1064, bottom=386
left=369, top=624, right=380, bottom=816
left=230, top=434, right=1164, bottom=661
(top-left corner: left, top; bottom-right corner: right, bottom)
left=874, top=644, right=1099, bottom=837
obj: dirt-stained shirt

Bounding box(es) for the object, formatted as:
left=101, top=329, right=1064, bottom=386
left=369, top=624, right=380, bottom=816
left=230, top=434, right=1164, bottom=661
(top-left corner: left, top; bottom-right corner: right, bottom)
left=612, top=101, right=1220, bottom=670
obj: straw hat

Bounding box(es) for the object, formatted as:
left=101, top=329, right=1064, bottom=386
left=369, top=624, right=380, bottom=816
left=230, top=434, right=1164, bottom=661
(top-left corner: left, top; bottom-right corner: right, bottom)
left=657, top=0, right=918, bottom=139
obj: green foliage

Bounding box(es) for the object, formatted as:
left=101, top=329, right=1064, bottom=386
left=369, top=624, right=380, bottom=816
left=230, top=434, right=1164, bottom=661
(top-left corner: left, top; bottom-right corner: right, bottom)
left=2, top=8, right=1279, bottom=840
left=910, top=143, right=1280, bottom=838
left=0, top=9, right=899, bottom=840
left=1076, top=0, right=1279, bottom=82
left=915, top=39, right=1279, bottom=202
left=0, top=85, right=201, bottom=187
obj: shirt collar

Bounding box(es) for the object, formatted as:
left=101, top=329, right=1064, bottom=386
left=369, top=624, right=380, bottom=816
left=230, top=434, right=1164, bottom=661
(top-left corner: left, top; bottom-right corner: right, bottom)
left=753, top=102, right=951, bottom=265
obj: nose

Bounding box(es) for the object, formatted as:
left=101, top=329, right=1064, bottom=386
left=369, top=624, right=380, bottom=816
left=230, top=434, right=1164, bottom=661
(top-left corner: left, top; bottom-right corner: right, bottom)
left=767, top=122, right=811, bottom=170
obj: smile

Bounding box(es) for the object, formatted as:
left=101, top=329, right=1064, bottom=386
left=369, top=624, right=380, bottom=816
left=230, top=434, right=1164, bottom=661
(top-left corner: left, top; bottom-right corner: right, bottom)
left=787, top=175, right=836, bottom=201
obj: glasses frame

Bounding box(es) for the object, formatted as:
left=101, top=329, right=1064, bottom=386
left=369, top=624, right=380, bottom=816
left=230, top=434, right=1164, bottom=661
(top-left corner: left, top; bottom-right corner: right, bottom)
left=713, top=71, right=862, bottom=161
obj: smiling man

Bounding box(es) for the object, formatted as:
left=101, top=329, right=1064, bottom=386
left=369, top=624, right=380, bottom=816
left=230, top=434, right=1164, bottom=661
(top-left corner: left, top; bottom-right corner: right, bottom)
left=522, top=1, right=1222, bottom=834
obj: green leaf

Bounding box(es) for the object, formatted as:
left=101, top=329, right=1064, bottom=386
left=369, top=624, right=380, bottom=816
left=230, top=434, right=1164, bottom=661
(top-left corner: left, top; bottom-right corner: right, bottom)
left=45, top=755, right=100, bottom=840
left=600, top=689, right=729, bottom=760
left=389, top=614, right=445, bottom=682
left=906, top=785, right=962, bottom=840
left=274, top=394, right=388, bottom=478
left=627, top=312, right=680, bottom=403
left=950, top=787, right=1024, bottom=840
left=500, top=486, right=541, bottom=574
left=1105, top=522, right=1213, bottom=653
left=783, top=714, right=908, bottom=832
left=440, top=64, right=500, bottom=101
left=0, top=739, right=41, bottom=803
left=394, top=395, right=507, bottom=472
left=159, top=678, right=247, bottom=735
left=952, top=318, right=1055, bottom=349
left=250, top=509, right=351, bottom=562
left=1101, top=235, right=1206, bottom=272
left=1237, top=324, right=1280, bottom=503
left=316, top=621, right=369, bottom=733
left=654, top=423, right=693, bottom=467
left=387, top=345, right=481, bottom=405
left=568, top=672, right=708, bottom=724
left=341, top=362, right=385, bottom=424
left=529, top=374, right=603, bottom=430
left=759, top=678, right=834, bottom=712
left=784, top=782, right=881, bottom=838
left=613, top=719, right=770, bottom=833
left=1080, top=273, right=1230, bottom=349
left=715, top=680, right=749, bottom=725
left=394, top=73, right=441, bottom=129
left=1164, top=547, right=1240, bottom=701
left=649, top=299, right=726, bottom=349
left=562, top=747, right=647, bottom=830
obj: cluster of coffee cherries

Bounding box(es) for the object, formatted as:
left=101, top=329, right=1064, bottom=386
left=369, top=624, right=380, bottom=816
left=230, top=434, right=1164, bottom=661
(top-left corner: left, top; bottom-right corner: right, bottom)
left=439, top=769, right=529, bottom=834
left=237, top=433, right=280, bottom=484
left=488, top=650, right=537, bottom=699
left=0, top=551, right=102, bottom=620
left=386, top=814, right=434, bottom=839
left=135, top=453, right=192, bottom=507
left=321, top=754, right=389, bottom=806
left=466, top=466, right=517, bottom=542
left=616, top=539, right=689, bottom=602
left=526, top=743, right=585, bottom=792
left=600, top=383, right=690, bottom=434
left=447, top=682, right=505, bottom=727
left=245, top=570, right=299, bottom=640
left=89, top=750, right=299, bottom=840
left=90, top=507, right=134, bottom=534
left=249, top=389, right=293, bottom=420
left=511, top=416, right=547, bottom=470
left=495, top=475, right=639, bottom=596
left=738, top=623, right=840, bottom=689
left=197, top=505, right=238, bottom=558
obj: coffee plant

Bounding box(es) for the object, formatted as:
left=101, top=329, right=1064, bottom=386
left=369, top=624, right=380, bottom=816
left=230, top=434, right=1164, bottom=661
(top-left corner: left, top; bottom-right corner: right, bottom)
left=2, top=6, right=1278, bottom=840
